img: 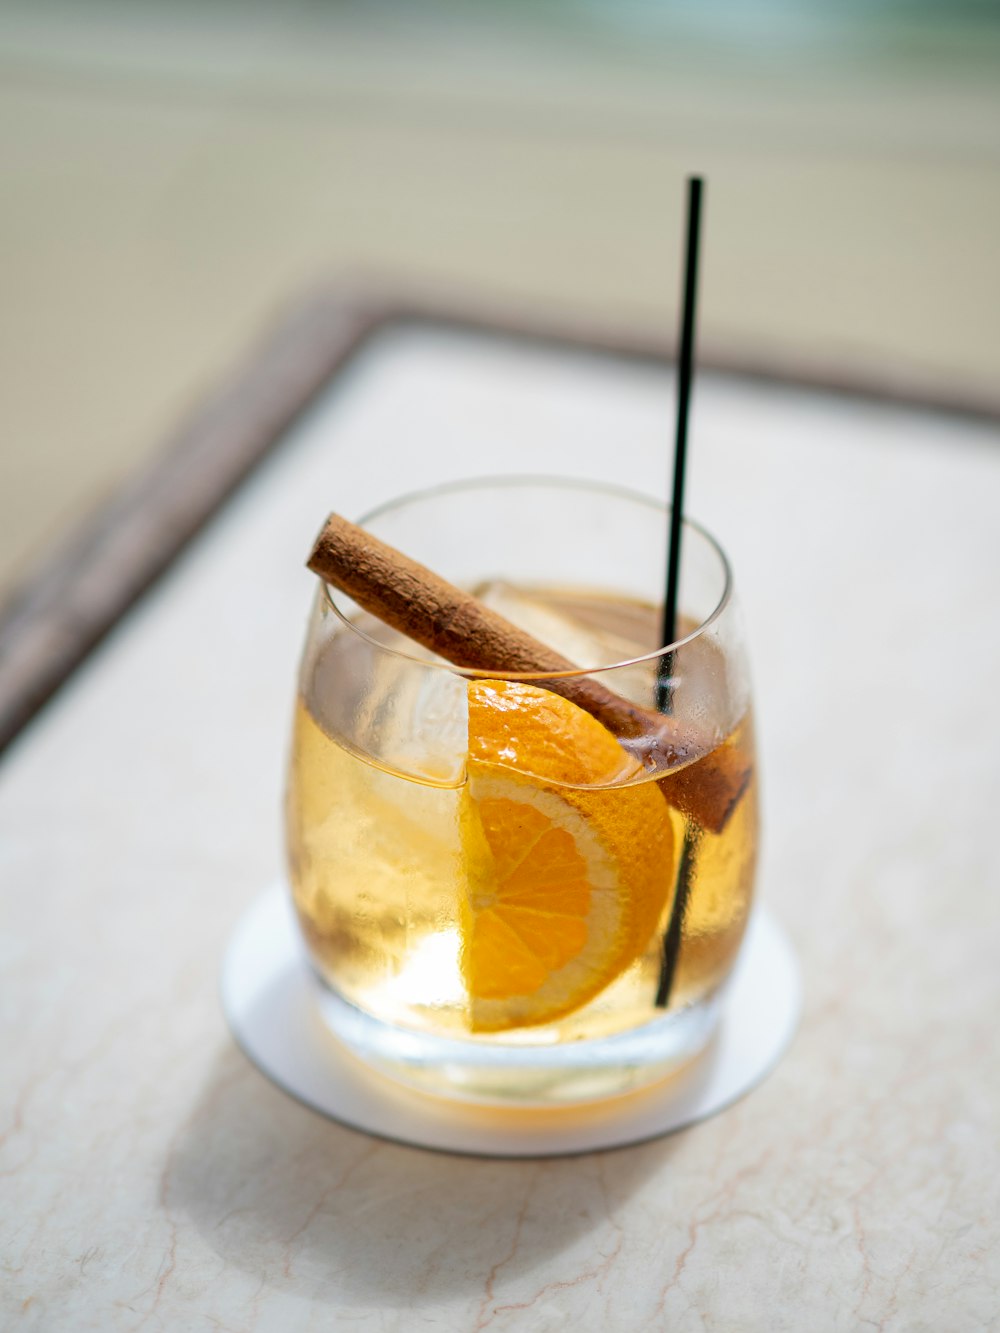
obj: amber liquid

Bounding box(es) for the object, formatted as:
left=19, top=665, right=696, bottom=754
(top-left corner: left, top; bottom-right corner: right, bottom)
left=286, top=590, right=758, bottom=1047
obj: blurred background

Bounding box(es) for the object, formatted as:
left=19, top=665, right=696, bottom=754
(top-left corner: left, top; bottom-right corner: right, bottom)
left=1, top=0, right=998, bottom=600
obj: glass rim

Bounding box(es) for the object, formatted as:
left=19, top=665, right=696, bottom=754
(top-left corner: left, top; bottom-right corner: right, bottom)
left=320, top=474, right=733, bottom=680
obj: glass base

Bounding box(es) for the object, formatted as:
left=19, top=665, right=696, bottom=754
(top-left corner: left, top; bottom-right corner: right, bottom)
left=313, top=981, right=724, bottom=1106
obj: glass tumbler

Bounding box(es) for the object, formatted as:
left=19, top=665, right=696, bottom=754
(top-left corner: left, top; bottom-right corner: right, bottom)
left=285, top=477, right=758, bottom=1104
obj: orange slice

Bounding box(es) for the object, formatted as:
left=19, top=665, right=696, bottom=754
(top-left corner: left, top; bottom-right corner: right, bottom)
left=461, top=680, right=676, bottom=1032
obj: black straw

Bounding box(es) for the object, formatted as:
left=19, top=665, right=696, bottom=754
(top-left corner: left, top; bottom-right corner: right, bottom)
left=656, top=176, right=703, bottom=714
left=654, top=828, right=700, bottom=1008
left=655, top=176, right=704, bottom=1009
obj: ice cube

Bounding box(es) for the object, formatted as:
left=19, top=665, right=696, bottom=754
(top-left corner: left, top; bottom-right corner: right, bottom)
left=476, top=581, right=658, bottom=707
left=307, top=623, right=468, bottom=785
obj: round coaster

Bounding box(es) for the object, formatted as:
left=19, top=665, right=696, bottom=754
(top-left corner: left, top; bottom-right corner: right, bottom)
left=221, top=887, right=800, bottom=1158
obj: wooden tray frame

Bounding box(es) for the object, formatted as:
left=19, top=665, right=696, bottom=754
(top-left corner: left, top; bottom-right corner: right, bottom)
left=1, top=285, right=997, bottom=757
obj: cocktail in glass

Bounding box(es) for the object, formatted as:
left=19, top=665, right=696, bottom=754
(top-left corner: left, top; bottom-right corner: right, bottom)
left=286, top=477, right=757, bottom=1104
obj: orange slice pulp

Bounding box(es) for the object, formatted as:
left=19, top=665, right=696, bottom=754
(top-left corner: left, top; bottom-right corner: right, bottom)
left=461, top=680, right=676, bottom=1032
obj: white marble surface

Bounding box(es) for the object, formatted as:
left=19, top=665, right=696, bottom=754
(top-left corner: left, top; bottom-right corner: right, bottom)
left=3, top=326, right=999, bottom=1330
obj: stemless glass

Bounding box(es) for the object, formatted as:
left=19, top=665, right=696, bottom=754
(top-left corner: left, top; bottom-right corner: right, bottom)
left=285, top=477, right=758, bottom=1104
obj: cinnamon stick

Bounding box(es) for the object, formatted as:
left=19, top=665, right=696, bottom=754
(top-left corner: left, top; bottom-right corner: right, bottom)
left=307, top=513, right=749, bottom=833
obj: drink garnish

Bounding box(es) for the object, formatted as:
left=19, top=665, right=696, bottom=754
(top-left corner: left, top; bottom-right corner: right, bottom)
left=461, top=680, right=676, bottom=1031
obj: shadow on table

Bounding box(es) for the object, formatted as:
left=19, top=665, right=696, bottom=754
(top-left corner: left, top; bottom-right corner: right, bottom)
left=168, top=1040, right=686, bottom=1308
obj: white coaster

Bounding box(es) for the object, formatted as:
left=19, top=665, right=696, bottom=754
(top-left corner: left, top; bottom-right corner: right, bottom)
left=222, top=887, right=800, bottom=1157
